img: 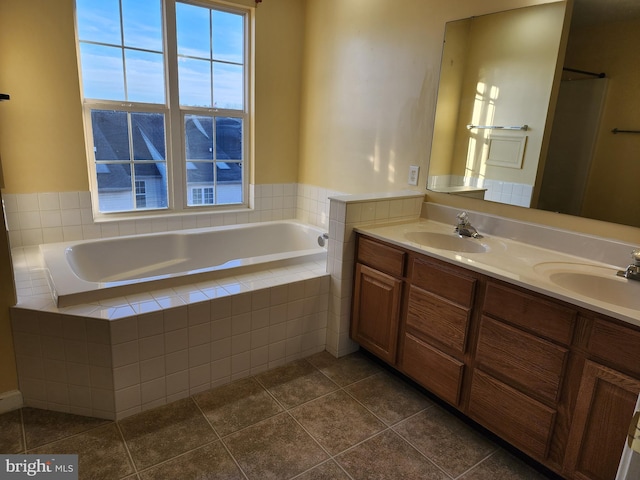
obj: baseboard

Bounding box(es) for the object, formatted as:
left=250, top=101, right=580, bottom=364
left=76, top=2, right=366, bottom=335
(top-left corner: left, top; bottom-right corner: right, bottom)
left=0, top=390, right=23, bottom=414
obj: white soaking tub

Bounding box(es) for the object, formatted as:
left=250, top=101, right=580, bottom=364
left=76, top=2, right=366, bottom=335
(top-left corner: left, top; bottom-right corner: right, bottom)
left=40, top=220, right=328, bottom=307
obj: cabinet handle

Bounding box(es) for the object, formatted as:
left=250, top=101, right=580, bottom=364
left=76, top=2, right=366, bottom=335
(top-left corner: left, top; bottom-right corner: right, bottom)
left=627, top=411, right=640, bottom=449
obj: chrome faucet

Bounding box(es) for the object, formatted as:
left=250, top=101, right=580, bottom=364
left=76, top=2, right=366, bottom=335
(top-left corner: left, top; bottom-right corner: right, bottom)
left=455, top=212, right=483, bottom=239
left=617, top=249, right=640, bottom=281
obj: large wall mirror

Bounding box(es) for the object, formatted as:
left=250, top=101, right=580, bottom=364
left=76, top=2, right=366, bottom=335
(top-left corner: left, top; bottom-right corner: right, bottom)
left=427, top=0, right=640, bottom=228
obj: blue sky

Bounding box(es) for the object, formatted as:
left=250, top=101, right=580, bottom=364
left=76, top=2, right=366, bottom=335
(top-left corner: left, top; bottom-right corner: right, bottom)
left=76, top=0, right=244, bottom=109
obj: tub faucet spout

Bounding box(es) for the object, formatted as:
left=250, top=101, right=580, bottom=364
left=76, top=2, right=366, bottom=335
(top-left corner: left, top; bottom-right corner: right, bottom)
left=455, top=212, right=483, bottom=239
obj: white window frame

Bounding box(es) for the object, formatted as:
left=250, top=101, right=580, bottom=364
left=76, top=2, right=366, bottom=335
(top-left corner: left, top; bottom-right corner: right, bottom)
left=76, top=0, right=253, bottom=221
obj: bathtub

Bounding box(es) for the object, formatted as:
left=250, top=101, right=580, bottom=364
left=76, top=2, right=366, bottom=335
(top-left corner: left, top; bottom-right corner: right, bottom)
left=41, top=220, right=328, bottom=307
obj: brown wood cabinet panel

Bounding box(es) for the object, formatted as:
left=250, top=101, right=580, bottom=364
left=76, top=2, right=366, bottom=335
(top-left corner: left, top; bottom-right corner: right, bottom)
left=468, top=370, right=557, bottom=460
left=476, top=316, right=568, bottom=405
left=357, top=236, right=405, bottom=277
left=588, top=318, right=640, bottom=378
left=353, top=232, right=640, bottom=480
left=406, top=285, right=470, bottom=355
left=411, top=257, right=476, bottom=307
left=402, top=333, right=464, bottom=407
left=564, top=361, right=640, bottom=480
left=483, top=282, right=576, bottom=345
left=351, top=264, right=402, bottom=364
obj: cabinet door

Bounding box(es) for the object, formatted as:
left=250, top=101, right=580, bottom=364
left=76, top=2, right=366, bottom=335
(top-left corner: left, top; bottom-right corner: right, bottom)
left=351, top=263, right=402, bottom=364
left=564, top=361, right=640, bottom=480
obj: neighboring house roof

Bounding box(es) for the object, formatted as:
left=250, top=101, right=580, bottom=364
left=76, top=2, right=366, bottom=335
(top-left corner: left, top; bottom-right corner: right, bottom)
left=93, top=111, right=242, bottom=192
left=97, top=163, right=164, bottom=191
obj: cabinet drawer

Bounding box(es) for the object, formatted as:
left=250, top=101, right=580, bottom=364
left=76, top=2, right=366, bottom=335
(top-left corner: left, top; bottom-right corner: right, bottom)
left=589, top=319, right=640, bottom=377
left=406, top=285, right=470, bottom=354
left=483, top=282, right=575, bottom=345
left=476, top=316, right=568, bottom=405
left=468, top=370, right=556, bottom=460
left=357, top=236, right=405, bottom=277
left=411, top=257, right=476, bottom=307
left=402, top=333, right=464, bottom=406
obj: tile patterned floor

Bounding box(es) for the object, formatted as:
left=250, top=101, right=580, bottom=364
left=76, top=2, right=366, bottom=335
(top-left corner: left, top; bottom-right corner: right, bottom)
left=0, top=351, right=554, bottom=480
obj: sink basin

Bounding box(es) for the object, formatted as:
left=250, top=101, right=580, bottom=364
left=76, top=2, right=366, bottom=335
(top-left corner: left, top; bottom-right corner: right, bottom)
left=404, top=231, right=489, bottom=253
left=534, top=262, right=640, bottom=310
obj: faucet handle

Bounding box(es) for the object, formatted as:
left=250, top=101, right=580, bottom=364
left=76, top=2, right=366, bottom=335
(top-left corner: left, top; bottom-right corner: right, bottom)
left=456, top=211, right=470, bottom=225
left=632, top=249, right=640, bottom=266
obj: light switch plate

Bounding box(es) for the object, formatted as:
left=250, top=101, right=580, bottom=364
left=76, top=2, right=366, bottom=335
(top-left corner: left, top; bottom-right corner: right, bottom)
left=408, top=165, right=419, bottom=186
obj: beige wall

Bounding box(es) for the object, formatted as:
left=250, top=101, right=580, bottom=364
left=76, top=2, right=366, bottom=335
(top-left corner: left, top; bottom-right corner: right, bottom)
left=450, top=3, right=564, bottom=185
left=297, top=0, right=639, bottom=244
left=428, top=19, right=469, bottom=177
left=0, top=196, right=17, bottom=393
left=566, top=19, right=640, bottom=226
left=0, top=0, right=88, bottom=194
left=297, top=0, right=562, bottom=194
left=0, top=0, right=305, bottom=193
left=253, top=0, right=305, bottom=184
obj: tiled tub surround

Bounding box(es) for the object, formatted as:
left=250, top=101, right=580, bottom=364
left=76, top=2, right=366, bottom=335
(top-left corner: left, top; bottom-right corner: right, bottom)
left=3, top=183, right=346, bottom=249
left=9, top=189, right=426, bottom=419
left=11, top=245, right=330, bottom=420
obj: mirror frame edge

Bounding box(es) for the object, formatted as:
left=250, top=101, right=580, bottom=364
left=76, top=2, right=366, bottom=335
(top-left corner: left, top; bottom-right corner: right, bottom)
left=530, top=0, right=574, bottom=208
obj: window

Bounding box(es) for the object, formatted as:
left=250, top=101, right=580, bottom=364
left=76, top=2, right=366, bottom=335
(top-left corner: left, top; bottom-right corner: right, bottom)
left=190, top=186, right=214, bottom=205
left=75, top=0, right=250, bottom=217
left=135, top=180, right=147, bottom=208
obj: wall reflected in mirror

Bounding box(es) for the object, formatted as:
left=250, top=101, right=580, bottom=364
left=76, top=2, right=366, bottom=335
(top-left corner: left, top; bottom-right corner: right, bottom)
left=427, top=2, right=566, bottom=206
left=427, top=0, right=640, bottom=228
left=535, top=0, right=640, bottom=227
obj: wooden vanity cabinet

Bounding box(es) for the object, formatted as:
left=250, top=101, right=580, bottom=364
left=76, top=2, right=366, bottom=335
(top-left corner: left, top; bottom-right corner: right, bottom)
left=400, top=255, right=478, bottom=407
left=563, top=317, right=640, bottom=480
left=351, top=237, right=406, bottom=364
left=350, top=233, right=640, bottom=480
left=469, top=281, right=575, bottom=461
left=565, top=360, right=640, bottom=480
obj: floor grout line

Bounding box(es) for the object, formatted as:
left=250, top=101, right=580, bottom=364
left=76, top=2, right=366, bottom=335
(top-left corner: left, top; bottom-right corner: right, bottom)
left=114, top=420, right=141, bottom=476
left=191, top=394, right=250, bottom=480
left=2, top=351, right=554, bottom=480
left=452, top=449, right=499, bottom=480
left=22, top=418, right=114, bottom=452
left=19, top=408, right=26, bottom=454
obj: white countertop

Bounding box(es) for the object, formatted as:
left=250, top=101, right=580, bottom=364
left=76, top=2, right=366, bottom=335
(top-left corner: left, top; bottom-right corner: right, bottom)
left=355, top=218, right=640, bottom=328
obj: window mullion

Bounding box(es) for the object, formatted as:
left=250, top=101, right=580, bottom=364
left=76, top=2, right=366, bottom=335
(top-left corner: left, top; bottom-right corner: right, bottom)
left=128, top=112, right=136, bottom=208
left=118, top=0, right=129, bottom=101
left=164, top=0, right=184, bottom=211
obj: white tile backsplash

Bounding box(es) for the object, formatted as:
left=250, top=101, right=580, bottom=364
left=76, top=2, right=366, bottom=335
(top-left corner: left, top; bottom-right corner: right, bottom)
left=16, top=194, right=40, bottom=212
left=5, top=183, right=309, bottom=247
